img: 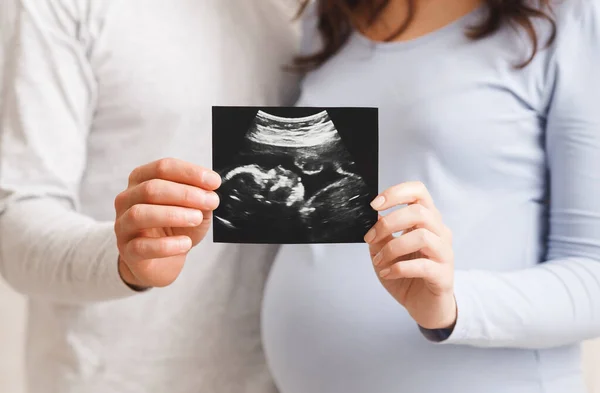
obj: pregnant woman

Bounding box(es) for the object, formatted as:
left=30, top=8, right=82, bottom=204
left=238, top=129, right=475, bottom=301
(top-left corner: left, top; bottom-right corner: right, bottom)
left=261, top=0, right=600, bottom=392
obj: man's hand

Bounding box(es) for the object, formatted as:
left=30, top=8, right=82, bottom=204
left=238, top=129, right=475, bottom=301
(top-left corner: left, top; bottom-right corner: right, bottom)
left=114, top=158, right=221, bottom=288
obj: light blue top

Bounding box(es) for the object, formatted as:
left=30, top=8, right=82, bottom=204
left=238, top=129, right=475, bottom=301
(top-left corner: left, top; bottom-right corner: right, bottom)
left=261, top=1, right=600, bottom=392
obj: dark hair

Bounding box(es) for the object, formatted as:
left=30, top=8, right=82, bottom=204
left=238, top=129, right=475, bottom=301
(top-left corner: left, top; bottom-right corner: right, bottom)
left=295, top=0, right=556, bottom=70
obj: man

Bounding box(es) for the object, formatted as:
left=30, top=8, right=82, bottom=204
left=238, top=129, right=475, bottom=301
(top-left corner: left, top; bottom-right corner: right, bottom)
left=0, top=1, right=300, bottom=392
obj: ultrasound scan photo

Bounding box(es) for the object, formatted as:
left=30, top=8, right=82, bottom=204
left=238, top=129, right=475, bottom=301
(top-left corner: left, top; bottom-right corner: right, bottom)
left=212, top=106, right=378, bottom=244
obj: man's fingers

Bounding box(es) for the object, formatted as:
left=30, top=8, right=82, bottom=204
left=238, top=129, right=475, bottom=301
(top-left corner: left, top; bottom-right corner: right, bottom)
left=116, top=204, right=203, bottom=239
left=114, top=157, right=217, bottom=289
left=119, top=237, right=191, bottom=288
left=122, top=236, right=192, bottom=263
left=115, top=179, right=220, bottom=215
left=128, top=158, right=221, bottom=190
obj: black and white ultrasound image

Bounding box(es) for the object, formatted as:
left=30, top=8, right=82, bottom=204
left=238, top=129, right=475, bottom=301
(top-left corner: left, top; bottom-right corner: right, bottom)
left=212, top=107, right=378, bottom=244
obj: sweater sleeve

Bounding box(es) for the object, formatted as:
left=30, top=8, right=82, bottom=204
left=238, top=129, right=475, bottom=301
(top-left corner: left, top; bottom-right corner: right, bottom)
left=427, top=0, right=600, bottom=349
left=0, top=0, right=138, bottom=303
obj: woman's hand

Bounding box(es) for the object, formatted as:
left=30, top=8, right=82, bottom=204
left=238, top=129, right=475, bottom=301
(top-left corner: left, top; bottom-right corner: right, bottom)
left=113, top=158, right=221, bottom=289
left=364, top=181, right=457, bottom=330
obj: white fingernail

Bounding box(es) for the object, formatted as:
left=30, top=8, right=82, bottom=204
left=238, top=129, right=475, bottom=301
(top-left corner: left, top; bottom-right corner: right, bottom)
left=203, top=171, right=221, bottom=189
left=379, top=268, right=391, bottom=278
left=370, top=196, right=385, bottom=209
left=179, top=237, right=192, bottom=251
left=187, top=210, right=203, bottom=225
left=364, top=228, right=376, bottom=243
left=373, top=252, right=383, bottom=266
left=206, top=192, right=220, bottom=209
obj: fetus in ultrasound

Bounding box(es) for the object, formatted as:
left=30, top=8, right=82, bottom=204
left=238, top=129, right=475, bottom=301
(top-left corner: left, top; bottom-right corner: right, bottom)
left=213, top=109, right=377, bottom=244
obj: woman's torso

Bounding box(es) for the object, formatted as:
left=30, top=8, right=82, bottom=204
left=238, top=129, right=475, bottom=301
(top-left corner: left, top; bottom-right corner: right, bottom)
left=262, top=4, right=586, bottom=393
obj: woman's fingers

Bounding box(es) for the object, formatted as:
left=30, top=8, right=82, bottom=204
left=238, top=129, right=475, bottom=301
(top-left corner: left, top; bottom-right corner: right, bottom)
left=370, top=181, right=437, bottom=213
left=372, top=228, right=451, bottom=267
left=364, top=203, right=446, bottom=244
left=378, top=258, right=440, bottom=280
left=367, top=213, right=391, bottom=257
left=127, top=157, right=221, bottom=190
left=116, top=204, right=204, bottom=240
left=122, top=236, right=193, bottom=263
left=114, top=179, right=220, bottom=215
left=368, top=232, right=393, bottom=260
left=377, top=258, right=454, bottom=296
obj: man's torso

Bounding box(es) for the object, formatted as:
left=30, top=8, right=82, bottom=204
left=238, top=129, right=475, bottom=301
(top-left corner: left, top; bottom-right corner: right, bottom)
left=24, top=1, right=300, bottom=392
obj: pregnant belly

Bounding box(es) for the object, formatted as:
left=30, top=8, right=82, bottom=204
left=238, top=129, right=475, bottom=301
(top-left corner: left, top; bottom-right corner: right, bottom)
left=262, top=244, right=409, bottom=393
left=261, top=245, right=571, bottom=393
